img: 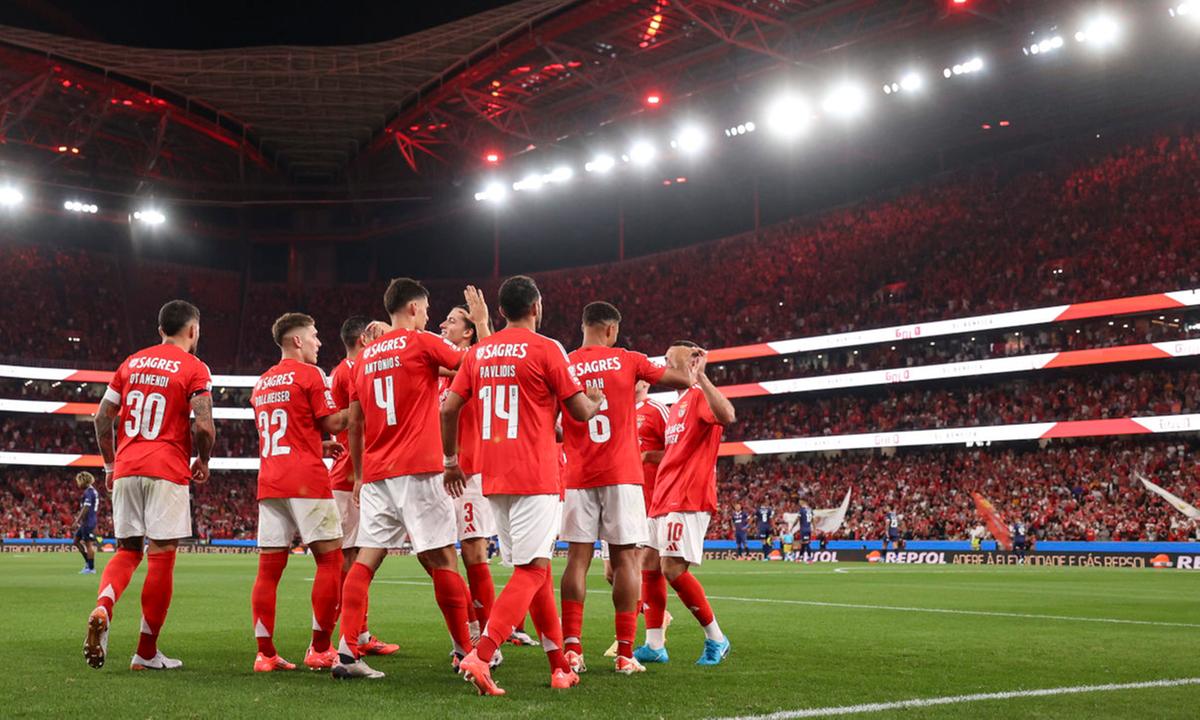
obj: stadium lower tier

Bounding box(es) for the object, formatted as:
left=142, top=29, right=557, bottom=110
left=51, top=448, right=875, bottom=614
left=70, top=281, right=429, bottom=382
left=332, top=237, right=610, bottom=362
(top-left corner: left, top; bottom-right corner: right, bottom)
left=4, top=436, right=1196, bottom=543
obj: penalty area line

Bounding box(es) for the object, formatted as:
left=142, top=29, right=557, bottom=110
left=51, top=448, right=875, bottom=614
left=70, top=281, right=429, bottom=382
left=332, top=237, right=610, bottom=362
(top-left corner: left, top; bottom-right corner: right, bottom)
left=709, top=676, right=1200, bottom=720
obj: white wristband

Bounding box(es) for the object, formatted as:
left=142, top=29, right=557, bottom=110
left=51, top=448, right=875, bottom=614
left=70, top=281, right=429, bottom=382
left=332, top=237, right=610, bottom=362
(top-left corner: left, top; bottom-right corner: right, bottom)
left=443, top=454, right=459, bottom=468
left=104, top=463, right=114, bottom=473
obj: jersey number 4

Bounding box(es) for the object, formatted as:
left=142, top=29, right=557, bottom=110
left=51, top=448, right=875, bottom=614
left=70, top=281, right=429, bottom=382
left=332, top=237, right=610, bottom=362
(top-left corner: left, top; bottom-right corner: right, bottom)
left=479, top=384, right=519, bottom=440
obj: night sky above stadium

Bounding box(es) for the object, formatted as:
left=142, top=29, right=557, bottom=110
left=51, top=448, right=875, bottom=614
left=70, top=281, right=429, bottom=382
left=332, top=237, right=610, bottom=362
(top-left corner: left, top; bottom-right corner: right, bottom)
left=0, top=0, right=516, bottom=48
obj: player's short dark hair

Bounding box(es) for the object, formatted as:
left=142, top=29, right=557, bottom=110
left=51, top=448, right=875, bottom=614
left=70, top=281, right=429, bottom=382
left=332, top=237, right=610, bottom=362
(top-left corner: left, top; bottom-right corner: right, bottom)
left=453, top=304, right=485, bottom=346
left=271, top=312, right=315, bottom=347
left=158, top=300, right=200, bottom=337
left=670, top=340, right=701, bottom=349
left=340, top=315, right=372, bottom=348
left=498, top=275, right=540, bottom=320
left=383, top=277, right=429, bottom=316
left=582, top=301, right=622, bottom=327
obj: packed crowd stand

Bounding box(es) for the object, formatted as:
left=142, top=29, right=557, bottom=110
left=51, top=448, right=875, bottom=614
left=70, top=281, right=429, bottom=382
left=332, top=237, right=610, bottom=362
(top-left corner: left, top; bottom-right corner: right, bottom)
left=4, top=438, right=1197, bottom=543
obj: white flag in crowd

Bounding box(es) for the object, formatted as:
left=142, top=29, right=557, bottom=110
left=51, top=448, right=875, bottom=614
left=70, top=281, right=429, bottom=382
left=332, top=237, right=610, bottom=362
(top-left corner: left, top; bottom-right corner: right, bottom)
left=1136, top=471, right=1200, bottom=520
left=813, top=489, right=852, bottom=535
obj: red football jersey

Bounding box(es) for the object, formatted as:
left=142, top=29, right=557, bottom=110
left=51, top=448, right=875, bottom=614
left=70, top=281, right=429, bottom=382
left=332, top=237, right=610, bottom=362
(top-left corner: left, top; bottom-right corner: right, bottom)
left=438, top=368, right=482, bottom=476
left=636, top=398, right=669, bottom=514
left=449, top=327, right=583, bottom=496
left=350, top=328, right=461, bottom=483
left=103, top=343, right=212, bottom=485
left=328, top=357, right=356, bottom=492
left=561, top=346, right=666, bottom=489
left=252, top=359, right=338, bottom=500
left=649, top=386, right=725, bottom=517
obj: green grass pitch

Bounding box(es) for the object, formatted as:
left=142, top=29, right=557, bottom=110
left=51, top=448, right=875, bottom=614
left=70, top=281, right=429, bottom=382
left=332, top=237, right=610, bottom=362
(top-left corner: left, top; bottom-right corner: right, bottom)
left=3, top=552, right=1198, bottom=719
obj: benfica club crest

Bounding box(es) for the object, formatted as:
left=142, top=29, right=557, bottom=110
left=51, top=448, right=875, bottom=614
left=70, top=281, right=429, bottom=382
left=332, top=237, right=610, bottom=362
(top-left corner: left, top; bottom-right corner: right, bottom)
left=676, top=400, right=689, bottom=418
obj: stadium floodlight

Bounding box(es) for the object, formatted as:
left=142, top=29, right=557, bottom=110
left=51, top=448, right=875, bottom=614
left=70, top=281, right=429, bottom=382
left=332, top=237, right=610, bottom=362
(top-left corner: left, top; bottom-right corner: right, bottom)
left=585, top=154, right=616, bottom=173
left=1075, top=15, right=1121, bottom=45
left=1024, top=35, right=1064, bottom=55
left=900, top=72, right=924, bottom=92
left=512, top=173, right=545, bottom=192
left=821, top=82, right=868, bottom=120
left=673, top=125, right=707, bottom=154
left=64, top=200, right=99, bottom=214
left=545, top=165, right=574, bottom=184
left=473, top=181, right=507, bottom=203
left=133, top=208, right=166, bottom=225
left=945, top=56, right=984, bottom=77
left=0, top=186, right=24, bottom=207
left=764, top=93, right=814, bottom=139
left=628, top=141, right=656, bottom=166
left=1170, top=2, right=1196, bottom=19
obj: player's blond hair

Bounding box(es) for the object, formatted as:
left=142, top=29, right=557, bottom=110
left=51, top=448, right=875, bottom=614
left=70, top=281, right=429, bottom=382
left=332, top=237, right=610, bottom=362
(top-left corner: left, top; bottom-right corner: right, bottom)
left=75, top=471, right=96, bottom=488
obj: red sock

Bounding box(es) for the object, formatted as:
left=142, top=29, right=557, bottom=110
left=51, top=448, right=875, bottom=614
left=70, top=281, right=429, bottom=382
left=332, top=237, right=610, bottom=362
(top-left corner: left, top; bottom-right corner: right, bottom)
left=668, top=571, right=714, bottom=627
left=339, top=562, right=374, bottom=659
left=96, top=548, right=142, bottom=619
left=136, top=550, right=176, bottom=659
left=251, top=552, right=289, bottom=656
left=466, top=562, right=495, bottom=630
left=615, top=610, right=637, bottom=659
left=310, top=549, right=342, bottom=653
left=432, top=568, right=473, bottom=654
left=465, top=584, right=478, bottom=625
left=561, top=598, right=584, bottom=655
left=475, top=565, right=547, bottom=664
left=641, top=569, right=668, bottom=629
left=529, top=567, right=569, bottom=673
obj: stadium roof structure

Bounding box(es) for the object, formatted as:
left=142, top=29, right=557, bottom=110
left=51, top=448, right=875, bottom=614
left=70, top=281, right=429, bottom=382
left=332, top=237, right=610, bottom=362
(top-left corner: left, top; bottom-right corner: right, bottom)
left=0, top=0, right=1196, bottom=204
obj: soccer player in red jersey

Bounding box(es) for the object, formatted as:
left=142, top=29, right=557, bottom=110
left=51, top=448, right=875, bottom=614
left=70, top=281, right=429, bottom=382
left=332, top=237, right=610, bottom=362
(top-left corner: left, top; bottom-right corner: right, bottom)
left=333, top=278, right=474, bottom=680
left=249, top=313, right=350, bottom=673
left=636, top=341, right=736, bottom=666
left=328, top=316, right=398, bottom=657
left=442, top=275, right=603, bottom=696
left=558, top=302, right=693, bottom=675
left=631, top=379, right=675, bottom=653
left=438, top=289, right=499, bottom=654
left=85, top=300, right=215, bottom=671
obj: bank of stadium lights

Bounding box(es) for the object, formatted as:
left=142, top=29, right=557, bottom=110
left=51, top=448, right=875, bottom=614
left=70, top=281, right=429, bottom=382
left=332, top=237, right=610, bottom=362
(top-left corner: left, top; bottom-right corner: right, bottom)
left=511, top=165, right=573, bottom=193
left=821, top=82, right=869, bottom=120
left=724, top=121, right=756, bottom=138
left=1023, top=35, right=1064, bottom=56
left=64, top=200, right=99, bottom=214
left=0, top=186, right=24, bottom=208
left=628, top=140, right=656, bottom=166
left=132, top=208, right=166, bottom=225
left=942, top=56, right=984, bottom=78
left=512, top=173, right=545, bottom=192
left=670, top=125, right=708, bottom=154
left=474, top=181, right=507, bottom=203
left=764, top=94, right=814, bottom=139
left=1075, top=15, right=1122, bottom=46
left=584, top=154, right=616, bottom=173
left=882, top=71, right=924, bottom=96
left=1170, top=2, right=1196, bottom=19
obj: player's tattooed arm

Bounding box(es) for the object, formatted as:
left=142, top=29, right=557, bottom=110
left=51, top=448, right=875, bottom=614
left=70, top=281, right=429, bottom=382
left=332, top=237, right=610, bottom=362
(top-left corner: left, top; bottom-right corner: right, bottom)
left=563, top=385, right=603, bottom=422
left=190, top=393, right=216, bottom=483
left=93, top=398, right=119, bottom=490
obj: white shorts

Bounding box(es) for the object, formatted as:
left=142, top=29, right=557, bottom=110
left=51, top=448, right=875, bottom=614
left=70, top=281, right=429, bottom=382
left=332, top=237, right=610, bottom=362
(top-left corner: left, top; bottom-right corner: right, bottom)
left=455, top=474, right=497, bottom=541
left=489, top=494, right=562, bottom=567
left=112, top=476, right=191, bottom=540
left=651, top=512, right=711, bottom=566
left=560, top=485, right=648, bottom=545
left=257, top=498, right=342, bottom=548
left=358, top=474, right=457, bottom=554
left=332, top=490, right=360, bottom=548
left=637, top=518, right=657, bottom=549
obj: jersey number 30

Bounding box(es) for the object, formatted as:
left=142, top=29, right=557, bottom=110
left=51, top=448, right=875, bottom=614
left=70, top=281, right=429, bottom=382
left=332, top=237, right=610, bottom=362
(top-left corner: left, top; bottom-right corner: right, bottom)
left=123, top=390, right=167, bottom=440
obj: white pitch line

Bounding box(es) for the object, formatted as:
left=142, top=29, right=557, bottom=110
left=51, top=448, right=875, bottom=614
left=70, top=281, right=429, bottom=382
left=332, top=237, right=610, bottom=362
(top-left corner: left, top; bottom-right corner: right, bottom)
left=710, top=677, right=1200, bottom=720
left=363, top=580, right=1200, bottom=630
left=701, top=593, right=1200, bottom=629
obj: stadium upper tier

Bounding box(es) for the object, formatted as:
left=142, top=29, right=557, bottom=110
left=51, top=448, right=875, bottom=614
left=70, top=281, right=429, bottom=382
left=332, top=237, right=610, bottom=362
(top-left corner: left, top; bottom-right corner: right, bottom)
left=0, top=126, right=1197, bottom=375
